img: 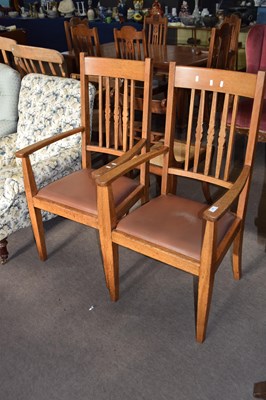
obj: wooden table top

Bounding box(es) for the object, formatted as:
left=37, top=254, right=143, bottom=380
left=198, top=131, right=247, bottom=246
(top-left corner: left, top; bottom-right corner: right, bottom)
left=100, top=43, right=208, bottom=72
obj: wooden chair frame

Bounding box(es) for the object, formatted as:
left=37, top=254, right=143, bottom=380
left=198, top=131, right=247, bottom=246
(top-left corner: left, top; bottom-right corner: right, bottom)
left=16, top=56, right=158, bottom=288
left=95, top=63, right=266, bottom=343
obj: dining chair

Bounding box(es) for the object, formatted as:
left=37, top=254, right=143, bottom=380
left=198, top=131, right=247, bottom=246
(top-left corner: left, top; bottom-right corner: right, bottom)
left=207, top=22, right=232, bottom=69
left=0, top=36, right=17, bottom=67
left=64, top=16, right=89, bottom=54
left=95, top=63, right=266, bottom=342
left=11, top=44, right=69, bottom=78
left=143, top=14, right=168, bottom=45
left=16, top=56, right=155, bottom=284
left=70, top=23, right=101, bottom=70
left=113, top=25, right=148, bottom=61
left=222, top=14, right=241, bottom=70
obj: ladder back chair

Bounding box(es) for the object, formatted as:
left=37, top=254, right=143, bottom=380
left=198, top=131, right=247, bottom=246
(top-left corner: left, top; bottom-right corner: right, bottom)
left=113, top=25, right=148, bottom=61
left=11, top=44, right=69, bottom=77
left=222, top=14, right=241, bottom=70
left=207, top=22, right=233, bottom=69
left=143, top=14, right=168, bottom=45
left=70, top=24, right=101, bottom=70
left=95, top=63, right=266, bottom=343
left=63, top=17, right=89, bottom=74
left=64, top=17, right=89, bottom=53
left=16, top=56, right=155, bottom=288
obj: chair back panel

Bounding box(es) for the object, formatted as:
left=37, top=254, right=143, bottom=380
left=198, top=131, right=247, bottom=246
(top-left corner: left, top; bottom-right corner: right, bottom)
left=207, top=23, right=232, bottom=70
left=222, top=14, right=241, bottom=70
left=113, top=26, right=148, bottom=61
left=143, top=15, right=168, bottom=45
left=64, top=17, right=89, bottom=53
left=162, top=64, right=265, bottom=192
left=71, top=24, right=101, bottom=68
left=11, top=44, right=68, bottom=77
left=79, top=55, right=153, bottom=168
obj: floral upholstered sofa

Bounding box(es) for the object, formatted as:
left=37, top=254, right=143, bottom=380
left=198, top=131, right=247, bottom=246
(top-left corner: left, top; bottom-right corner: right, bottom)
left=0, top=73, right=95, bottom=263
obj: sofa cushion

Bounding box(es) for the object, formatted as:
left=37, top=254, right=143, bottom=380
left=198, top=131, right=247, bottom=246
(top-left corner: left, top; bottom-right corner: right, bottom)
left=16, top=73, right=95, bottom=166
left=0, top=64, right=21, bottom=138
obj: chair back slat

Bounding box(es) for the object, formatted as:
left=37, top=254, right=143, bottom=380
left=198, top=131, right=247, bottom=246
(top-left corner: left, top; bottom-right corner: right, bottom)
left=204, top=91, right=217, bottom=175
left=193, top=89, right=206, bottom=172
left=114, top=77, right=120, bottom=150
left=105, top=77, right=112, bottom=148
left=224, top=95, right=239, bottom=181
left=129, top=79, right=136, bottom=149
left=215, top=95, right=229, bottom=179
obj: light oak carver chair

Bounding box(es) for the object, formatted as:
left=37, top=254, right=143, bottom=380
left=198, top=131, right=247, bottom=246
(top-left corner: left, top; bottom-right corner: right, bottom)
left=96, top=63, right=266, bottom=342
left=16, top=56, right=159, bottom=288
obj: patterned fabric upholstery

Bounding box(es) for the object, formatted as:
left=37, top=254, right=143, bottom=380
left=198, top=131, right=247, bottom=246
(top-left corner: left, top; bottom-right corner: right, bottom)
left=0, top=73, right=96, bottom=242
left=0, top=64, right=21, bottom=138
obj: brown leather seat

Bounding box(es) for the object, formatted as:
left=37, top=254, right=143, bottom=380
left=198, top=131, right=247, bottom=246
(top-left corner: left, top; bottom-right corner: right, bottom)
left=37, top=169, right=138, bottom=214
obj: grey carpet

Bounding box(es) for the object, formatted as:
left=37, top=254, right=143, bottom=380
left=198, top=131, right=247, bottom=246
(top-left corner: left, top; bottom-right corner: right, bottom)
left=1, top=143, right=265, bottom=400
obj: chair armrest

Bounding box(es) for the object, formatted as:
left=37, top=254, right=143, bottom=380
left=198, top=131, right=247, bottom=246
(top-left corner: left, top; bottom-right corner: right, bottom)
left=92, top=138, right=147, bottom=179
left=96, top=143, right=168, bottom=187
left=15, top=127, right=84, bottom=159
left=203, top=165, right=250, bottom=222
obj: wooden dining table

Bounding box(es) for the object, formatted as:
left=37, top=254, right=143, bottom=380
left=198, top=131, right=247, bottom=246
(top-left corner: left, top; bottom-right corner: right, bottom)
left=100, top=43, right=209, bottom=73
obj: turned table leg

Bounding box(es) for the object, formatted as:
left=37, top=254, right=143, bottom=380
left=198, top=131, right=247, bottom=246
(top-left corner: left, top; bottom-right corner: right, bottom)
left=0, top=238, right=9, bottom=264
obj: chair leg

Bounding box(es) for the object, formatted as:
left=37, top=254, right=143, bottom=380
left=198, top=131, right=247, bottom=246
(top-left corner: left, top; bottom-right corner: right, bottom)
left=100, top=238, right=119, bottom=302
left=28, top=205, right=47, bottom=261
left=196, top=222, right=216, bottom=342
left=232, top=227, right=243, bottom=280
left=0, top=238, right=9, bottom=264
left=196, top=267, right=215, bottom=343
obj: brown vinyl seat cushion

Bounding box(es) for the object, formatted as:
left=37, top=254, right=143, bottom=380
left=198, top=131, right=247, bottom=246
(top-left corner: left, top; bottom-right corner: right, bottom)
left=116, top=194, right=235, bottom=260
left=36, top=168, right=139, bottom=215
